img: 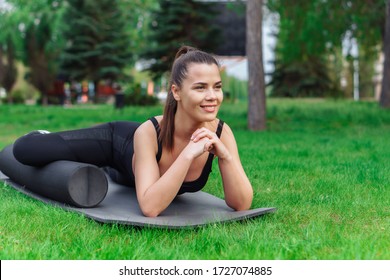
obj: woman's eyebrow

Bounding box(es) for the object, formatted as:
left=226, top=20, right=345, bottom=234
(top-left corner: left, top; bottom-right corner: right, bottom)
left=192, top=81, right=222, bottom=86
left=192, top=82, right=208, bottom=86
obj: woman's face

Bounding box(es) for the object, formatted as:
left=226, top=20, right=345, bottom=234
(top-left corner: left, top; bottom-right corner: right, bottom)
left=172, top=63, right=223, bottom=122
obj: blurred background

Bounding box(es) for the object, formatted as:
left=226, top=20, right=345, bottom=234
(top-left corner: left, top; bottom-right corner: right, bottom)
left=0, top=0, right=386, bottom=106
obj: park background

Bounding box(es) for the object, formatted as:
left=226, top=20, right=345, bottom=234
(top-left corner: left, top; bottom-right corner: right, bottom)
left=0, top=0, right=389, bottom=260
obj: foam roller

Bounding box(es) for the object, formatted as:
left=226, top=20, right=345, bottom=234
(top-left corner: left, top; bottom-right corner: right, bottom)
left=0, top=145, right=108, bottom=208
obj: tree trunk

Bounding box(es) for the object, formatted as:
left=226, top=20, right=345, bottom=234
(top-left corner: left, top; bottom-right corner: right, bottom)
left=380, top=0, right=390, bottom=108
left=3, top=36, right=17, bottom=94
left=246, top=0, right=266, bottom=130
left=0, top=48, right=4, bottom=85
left=0, top=39, right=17, bottom=103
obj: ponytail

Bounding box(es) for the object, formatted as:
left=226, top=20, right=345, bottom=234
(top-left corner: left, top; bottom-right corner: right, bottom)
left=159, top=90, right=177, bottom=151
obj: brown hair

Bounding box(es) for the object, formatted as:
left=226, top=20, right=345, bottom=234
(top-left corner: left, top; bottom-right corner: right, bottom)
left=159, top=46, right=220, bottom=151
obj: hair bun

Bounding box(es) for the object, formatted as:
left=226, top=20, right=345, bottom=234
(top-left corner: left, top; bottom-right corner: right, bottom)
left=174, top=45, right=198, bottom=60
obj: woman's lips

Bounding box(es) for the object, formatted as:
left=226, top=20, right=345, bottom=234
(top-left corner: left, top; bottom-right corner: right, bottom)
left=200, top=105, right=217, bottom=112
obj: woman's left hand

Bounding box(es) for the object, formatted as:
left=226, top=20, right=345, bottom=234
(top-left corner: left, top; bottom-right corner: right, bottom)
left=190, top=127, right=231, bottom=160
left=192, top=124, right=253, bottom=211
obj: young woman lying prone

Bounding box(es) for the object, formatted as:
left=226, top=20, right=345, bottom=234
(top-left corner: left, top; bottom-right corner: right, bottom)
left=13, top=46, right=253, bottom=217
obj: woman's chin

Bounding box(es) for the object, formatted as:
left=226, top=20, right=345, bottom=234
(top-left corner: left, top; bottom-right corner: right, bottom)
left=198, top=112, right=218, bottom=122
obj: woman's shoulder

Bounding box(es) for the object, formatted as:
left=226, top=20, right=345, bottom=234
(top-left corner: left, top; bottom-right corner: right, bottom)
left=138, top=115, right=163, bottom=127
left=144, top=115, right=163, bottom=124
left=214, top=119, right=234, bottom=140
left=135, top=116, right=162, bottom=137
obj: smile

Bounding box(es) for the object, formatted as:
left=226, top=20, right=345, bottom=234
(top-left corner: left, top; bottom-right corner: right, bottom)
left=200, top=105, right=217, bottom=112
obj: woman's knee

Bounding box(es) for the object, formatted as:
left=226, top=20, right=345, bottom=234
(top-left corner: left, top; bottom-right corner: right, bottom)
left=13, top=132, right=50, bottom=166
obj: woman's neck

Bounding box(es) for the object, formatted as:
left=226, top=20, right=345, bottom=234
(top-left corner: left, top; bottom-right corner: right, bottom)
left=174, top=111, right=205, bottom=141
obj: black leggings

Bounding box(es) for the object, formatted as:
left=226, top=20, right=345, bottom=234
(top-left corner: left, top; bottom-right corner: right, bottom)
left=13, top=121, right=141, bottom=186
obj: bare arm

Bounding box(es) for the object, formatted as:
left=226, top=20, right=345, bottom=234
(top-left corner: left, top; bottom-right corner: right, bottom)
left=217, top=124, right=253, bottom=210
left=191, top=124, right=253, bottom=210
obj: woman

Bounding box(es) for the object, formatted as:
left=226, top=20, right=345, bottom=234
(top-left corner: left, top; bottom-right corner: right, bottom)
left=13, top=46, right=253, bottom=217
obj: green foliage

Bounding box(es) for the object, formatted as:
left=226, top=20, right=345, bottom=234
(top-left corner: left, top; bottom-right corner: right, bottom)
left=266, top=0, right=385, bottom=98
left=347, top=0, right=386, bottom=49
left=140, top=0, right=222, bottom=79
left=269, top=56, right=340, bottom=98
left=1, top=89, right=25, bottom=104
left=357, top=45, right=382, bottom=98
left=267, top=0, right=342, bottom=97
left=124, top=83, right=158, bottom=106
left=0, top=5, right=18, bottom=99
left=347, top=1, right=385, bottom=98
left=0, top=35, right=17, bottom=95
left=1, top=0, right=66, bottom=103
left=267, top=0, right=385, bottom=61
left=60, top=0, right=133, bottom=84
left=220, top=71, right=248, bottom=102
left=125, top=94, right=158, bottom=106
left=1, top=0, right=386, bottom=102
left=119, top=0, right=159, bottom=60
left=23, top=13, right=58, bottom=98
left=5, top=0, right=66, bottom=61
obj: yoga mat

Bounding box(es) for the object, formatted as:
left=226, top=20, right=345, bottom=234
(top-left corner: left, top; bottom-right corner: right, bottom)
left=0, top=146, right=276, bottom=229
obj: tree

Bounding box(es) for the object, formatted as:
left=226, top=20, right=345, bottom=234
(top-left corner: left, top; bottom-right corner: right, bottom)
left=267, top=0, right=340, bottom=97
left=0, top=6, right=17, bottom=102
left=3, top=0, right=65, bottom=104
left=0, top=11, right=7, bottom=91
left=344, top=0, right=385, bottom=99
left=267, top=0, right=385, bottom=98
left=0, top=35, right=18, bottom=102
left=0, top=47, right=4, bottom=88
left=119, top=0, right=159, bottom=60
left=246, top=0, right=266, bottom=130
left=381, top=0, right=390, bottom=108
left=60, top=0, right=133, bottom=93
left=268, top=57, right=334, bottom=98
left=24, top=13, right=61, bottom=104
left=140, top=0, right=221, bottom=79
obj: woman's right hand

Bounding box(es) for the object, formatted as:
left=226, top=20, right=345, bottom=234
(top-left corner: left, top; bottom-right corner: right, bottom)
left=184, top=136, right=212, bottom=159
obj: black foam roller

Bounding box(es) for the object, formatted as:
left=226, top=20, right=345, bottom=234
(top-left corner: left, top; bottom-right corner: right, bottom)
left=0, top=145, right=108, bottom=208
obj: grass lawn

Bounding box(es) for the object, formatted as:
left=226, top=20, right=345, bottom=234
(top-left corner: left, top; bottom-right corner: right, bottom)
left=0, top=99, right=389, bottom=260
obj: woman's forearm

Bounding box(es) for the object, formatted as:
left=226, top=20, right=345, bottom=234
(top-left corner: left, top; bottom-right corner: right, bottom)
left=138, top=151, right=194, bottom=217
left=218, top=156, right=253, bottom=210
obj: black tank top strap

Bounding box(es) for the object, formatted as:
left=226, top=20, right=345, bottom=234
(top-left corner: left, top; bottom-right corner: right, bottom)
left=149, top=117, right=162, bottom=162
left=200, top=119, right=224, bottom=179
left=216, top=119, right=224, bottom=138
left=205, top=119, right=223, bottom=172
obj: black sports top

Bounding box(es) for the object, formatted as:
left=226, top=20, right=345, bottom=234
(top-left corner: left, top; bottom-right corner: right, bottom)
left=149, top=117, right=224, bottom=195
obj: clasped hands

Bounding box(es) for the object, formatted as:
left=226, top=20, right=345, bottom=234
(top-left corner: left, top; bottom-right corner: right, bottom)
left=188, top=127, right=229, bottom=160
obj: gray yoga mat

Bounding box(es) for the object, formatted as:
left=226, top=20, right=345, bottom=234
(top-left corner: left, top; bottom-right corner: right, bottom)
left=0, top=146, right=276, bottom=229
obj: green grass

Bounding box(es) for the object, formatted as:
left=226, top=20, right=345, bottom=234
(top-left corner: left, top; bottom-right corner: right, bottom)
left=0, top=99, right=389, bottom=259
